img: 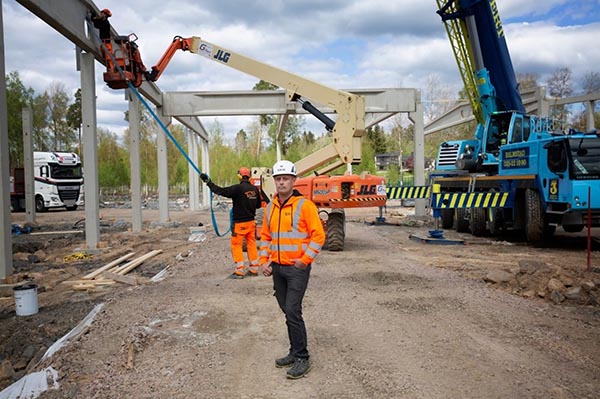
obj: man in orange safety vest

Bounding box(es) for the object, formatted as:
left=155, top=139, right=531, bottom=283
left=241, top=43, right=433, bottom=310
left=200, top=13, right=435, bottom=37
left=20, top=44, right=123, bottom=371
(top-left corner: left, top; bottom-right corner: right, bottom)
left=260, top=160, right=325, bottom=379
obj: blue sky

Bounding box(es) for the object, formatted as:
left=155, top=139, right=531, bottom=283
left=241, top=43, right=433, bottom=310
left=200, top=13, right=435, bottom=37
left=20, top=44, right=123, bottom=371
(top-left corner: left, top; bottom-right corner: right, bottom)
left=506, top=1, right=600, bottom=25
left=2, top=0, right=600, bottom=140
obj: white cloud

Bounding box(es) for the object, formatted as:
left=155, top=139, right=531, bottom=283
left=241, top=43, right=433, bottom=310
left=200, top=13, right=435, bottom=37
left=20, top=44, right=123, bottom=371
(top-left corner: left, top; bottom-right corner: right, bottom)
left=3, top=0, right=599, bottom=142
left=506, top=22, right=600, bottom=87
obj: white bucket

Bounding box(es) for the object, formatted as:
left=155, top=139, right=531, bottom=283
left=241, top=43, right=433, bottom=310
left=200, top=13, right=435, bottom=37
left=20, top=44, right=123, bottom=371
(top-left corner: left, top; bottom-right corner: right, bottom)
left=13, top=284, right=39, bottom=316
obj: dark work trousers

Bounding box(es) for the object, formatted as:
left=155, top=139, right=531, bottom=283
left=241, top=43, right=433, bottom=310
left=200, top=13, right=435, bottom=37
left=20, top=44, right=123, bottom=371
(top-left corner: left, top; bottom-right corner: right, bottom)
left=272, top=262, right=312, bottom=359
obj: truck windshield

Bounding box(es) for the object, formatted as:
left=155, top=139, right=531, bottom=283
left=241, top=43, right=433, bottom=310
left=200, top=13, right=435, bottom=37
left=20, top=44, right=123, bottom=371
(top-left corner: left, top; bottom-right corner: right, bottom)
left=568, top=137, right=600, bottom=180
left=49, top=164, right=83, bottom=179
left=485, top=113, right=512, bottom=153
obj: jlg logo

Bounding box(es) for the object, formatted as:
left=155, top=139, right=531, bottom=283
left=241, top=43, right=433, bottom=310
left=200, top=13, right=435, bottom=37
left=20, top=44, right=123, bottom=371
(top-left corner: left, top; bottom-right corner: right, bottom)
left=214, top=49, right=231, bottom=63
left=357, top=185, right=377, bottom=195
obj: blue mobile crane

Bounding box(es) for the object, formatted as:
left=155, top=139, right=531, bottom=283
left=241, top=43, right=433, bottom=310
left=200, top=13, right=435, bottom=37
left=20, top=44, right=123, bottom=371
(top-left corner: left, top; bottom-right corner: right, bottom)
left=430, top=0, right=600, bottom=244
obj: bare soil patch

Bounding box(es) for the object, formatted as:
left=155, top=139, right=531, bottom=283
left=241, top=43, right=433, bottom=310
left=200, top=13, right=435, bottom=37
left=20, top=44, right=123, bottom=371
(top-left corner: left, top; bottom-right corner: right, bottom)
left=2, top=204, right=599, bottom=398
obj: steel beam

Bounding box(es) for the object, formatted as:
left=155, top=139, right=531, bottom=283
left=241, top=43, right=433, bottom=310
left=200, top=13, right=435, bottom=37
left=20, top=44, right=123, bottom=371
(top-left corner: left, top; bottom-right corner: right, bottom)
left=162, top=88, right=417, bottom=117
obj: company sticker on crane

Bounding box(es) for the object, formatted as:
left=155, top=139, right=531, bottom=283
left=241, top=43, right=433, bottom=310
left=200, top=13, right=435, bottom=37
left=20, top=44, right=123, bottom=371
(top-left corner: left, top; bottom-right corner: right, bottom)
left=502, top=147, right=530, bottom=170
left=197, top=41, right=213, bottom=58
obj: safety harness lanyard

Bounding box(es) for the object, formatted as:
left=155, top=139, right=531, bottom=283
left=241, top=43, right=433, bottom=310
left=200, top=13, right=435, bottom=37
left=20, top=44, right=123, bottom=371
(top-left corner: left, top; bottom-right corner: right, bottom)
left=209, top=191, right=232, bottom=236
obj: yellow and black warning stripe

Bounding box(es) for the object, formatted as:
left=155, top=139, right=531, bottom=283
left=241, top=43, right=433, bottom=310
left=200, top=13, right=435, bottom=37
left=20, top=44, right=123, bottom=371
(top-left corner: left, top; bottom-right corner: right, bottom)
left=386, top=186, right=431, bottom=200
left=431, top=191, right=511, bottom=209
left=330, top=196, right=388, bottom=203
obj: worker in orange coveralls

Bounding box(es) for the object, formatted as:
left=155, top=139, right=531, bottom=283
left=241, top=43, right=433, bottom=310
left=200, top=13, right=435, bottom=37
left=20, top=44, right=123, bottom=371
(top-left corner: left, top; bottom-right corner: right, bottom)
left=200, top=167, right=262, bottom=279
left=90, top=8, right=114, bottom=69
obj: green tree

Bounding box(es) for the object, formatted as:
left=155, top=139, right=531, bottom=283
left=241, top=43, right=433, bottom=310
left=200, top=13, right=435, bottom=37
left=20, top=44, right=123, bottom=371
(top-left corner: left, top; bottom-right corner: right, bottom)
left=366, top=124, right=387, bottom=155
left=253, top=80, right=278, bottom=156
left=354, top=135, right=377, bottom=175
left=47, top=82, right=74, bottom=150
left=234, top=128, right=248, bottom=154
left=300, top=130, right=316, bottom=146
left=5, top=71, right=34, bottom=169
left=165, top=125, right=189, bottom=186
left=67, top=88, right=82, bottom=154
left=97, top=128, right=129, bottom=186
left=31, top=92, right=50, bottom=151
left=267, top=115, right=305, bottom=156
left=206, top=119, right=239, bottom=185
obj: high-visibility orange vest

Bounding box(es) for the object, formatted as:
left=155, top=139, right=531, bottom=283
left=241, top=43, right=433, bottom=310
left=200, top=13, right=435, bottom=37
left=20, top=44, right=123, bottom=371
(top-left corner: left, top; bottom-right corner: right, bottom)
left=259, top=193, right=325, bottom=266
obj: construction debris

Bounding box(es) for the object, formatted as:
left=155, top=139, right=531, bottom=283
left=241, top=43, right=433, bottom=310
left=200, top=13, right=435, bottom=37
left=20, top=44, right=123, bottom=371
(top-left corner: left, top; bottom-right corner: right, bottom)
left=63, top=250, right=162, bottom=291
left=63, top=252, right=93, bottom=262
left=82, top=253, right=136, bottom=280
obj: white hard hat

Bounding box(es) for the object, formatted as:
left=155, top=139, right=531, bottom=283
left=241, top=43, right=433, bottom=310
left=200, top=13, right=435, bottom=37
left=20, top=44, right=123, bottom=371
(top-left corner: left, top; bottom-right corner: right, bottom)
left=272, top=160, right=297, bottom=177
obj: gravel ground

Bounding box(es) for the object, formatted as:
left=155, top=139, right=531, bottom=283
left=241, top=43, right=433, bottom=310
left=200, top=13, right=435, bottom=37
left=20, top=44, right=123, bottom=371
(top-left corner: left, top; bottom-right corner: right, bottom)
left=2, top=205, right=600, bottom=398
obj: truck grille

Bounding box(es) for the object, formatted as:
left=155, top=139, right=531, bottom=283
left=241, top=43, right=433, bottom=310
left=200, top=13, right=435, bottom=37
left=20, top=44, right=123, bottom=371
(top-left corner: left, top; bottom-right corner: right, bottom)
left=58, top=185, right=80, bottom=201
left=437, top=145, right=460, bottom=167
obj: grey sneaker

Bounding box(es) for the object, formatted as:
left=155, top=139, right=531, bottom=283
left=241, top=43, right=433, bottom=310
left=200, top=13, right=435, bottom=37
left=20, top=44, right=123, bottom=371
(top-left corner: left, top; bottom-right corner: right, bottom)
left=275, top=354, right=295, bottom=368
left=227, top=273, right=244, bottom=279
left=286, top=358, right=311, bottom=379
left=245, top=271, right=259, bottom=277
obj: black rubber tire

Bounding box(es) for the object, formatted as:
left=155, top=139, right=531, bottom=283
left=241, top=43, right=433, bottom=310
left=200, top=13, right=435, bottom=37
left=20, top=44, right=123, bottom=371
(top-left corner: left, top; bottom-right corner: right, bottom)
left=562, top=224, right=584, bottom=233
left=440, top=208, right=454, bottom=229
left=454, top=208, right=469, bottom=233
left=11, top=197, right=21, bottom=212
left=470, top=207, right=487, bottom=236
left=35, top=195, right=47, bottom=213
left=487, top=207, right=504, bottom=236
left=525, top=188, right=554, bottom=246
left=325, top=211, right=345, bottom=252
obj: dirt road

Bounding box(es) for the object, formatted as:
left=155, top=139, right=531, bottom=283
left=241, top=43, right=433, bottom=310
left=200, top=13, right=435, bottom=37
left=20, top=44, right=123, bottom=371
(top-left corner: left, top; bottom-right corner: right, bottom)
left=3, top=205, right=600, bottom=398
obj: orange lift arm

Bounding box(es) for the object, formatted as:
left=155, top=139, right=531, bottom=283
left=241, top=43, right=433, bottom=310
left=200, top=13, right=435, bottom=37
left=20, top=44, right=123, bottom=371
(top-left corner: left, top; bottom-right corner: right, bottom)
left=145, top=36, right=196, bottom=82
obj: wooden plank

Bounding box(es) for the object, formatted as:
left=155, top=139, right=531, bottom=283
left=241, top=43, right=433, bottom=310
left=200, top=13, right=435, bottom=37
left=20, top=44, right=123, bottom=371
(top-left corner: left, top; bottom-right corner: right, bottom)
left=101, top=272, right=138, bottom=286
left=0, top=280, right=29, bottom=289
left=126, top=342, right=136, bottom=369
left=82, top=253, right=136, bottom=280
left=72, top=283, right=97, bottom=291
left=62, top=279, right=116, bottom=286
left=115, top=250, right=163, bottom=275
left=29, top=230, right=83, bottom=236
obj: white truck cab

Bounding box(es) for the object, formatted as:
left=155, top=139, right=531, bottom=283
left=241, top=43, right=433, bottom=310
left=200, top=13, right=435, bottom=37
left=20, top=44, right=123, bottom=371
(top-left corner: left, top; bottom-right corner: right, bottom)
left=11, top=151, right=84, bottom=212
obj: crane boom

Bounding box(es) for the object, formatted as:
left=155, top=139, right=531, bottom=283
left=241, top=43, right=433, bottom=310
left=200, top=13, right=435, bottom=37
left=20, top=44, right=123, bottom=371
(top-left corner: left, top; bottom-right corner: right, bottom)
left=436, top=0, right=524, bottom=123
left=147, top=36, right=365, bottom=176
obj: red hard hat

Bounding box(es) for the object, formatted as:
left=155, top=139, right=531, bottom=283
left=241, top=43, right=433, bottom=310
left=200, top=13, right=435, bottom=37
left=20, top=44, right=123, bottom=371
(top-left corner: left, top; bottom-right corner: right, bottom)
left=238, top=167, right=251, bottom=178
left=101, top=8, right=112, bottom=17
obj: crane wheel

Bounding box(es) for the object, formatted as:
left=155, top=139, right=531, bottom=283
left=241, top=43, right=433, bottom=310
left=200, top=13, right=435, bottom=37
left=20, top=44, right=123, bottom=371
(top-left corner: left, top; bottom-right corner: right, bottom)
left=487, top=207, right=505, bottom=236
left=454, top=208, right=469, bottom=232
left=440, top=209, right=454, bottom=229
left=470, top=208, right=487, bottom=236
left=525, top=188, right=554, bottom=246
